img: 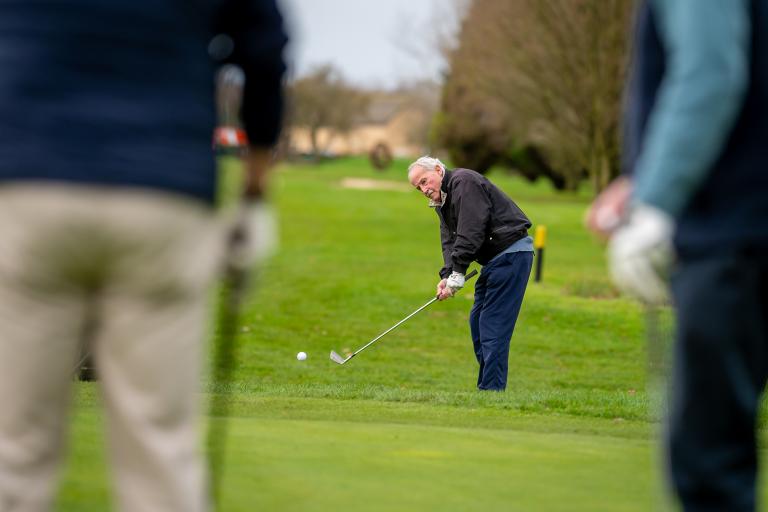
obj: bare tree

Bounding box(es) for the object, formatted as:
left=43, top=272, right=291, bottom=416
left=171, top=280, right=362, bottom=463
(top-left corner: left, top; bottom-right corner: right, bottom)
left=437, top=0, right=634, bottom=192
left=392, top=80, right=441, bottom=152
left=287, top=65, right=371, bottom=160
left=391, top=0, right=471, bottom=83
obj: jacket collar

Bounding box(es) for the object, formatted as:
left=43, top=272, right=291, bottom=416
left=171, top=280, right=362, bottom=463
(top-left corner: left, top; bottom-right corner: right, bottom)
left=441, top=169, right=453, bottom=193
left=428, top=169, right=452, bottom=208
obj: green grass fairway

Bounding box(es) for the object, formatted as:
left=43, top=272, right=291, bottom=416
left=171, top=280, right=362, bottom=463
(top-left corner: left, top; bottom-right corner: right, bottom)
left=55, top=157, right=768, bottom=510
left=60, top=401, right=656, bottom=512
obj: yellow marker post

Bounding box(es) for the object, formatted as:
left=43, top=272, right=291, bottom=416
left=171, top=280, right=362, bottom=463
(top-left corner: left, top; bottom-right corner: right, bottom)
left=533, top=225, right=547, bottom=282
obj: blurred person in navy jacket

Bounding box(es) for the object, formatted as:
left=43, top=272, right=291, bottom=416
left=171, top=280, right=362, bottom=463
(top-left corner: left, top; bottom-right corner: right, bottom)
left=0, top=1, right=286, bottom=510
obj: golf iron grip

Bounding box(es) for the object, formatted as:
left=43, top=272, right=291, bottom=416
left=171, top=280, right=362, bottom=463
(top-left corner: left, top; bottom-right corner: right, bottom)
left=434, top=269, right=478, bottom=299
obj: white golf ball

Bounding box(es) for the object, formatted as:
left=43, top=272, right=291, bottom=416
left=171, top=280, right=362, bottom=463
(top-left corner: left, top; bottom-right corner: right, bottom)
left=296, top=351, right=307, bottom=361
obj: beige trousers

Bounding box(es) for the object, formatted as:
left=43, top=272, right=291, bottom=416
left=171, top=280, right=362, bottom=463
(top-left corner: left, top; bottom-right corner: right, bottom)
left=0, top=184, right=223, bottom=512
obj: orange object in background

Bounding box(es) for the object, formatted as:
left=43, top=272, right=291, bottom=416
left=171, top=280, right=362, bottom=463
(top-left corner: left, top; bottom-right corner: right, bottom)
left=213, top=126, right=248, bottom=148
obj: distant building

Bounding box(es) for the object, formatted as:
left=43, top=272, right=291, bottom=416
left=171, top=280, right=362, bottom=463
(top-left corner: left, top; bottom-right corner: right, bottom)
left=289, top=89, right=437, bottom=158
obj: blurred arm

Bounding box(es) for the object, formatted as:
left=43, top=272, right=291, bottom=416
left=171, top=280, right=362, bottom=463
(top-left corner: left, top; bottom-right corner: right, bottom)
left=632, top=0, right=750, bottom=217
left=216, top=0, right=288, bottom=199
left=242, top=148, right=272, bottom=199
left=216, top=0, right=288, bottom=149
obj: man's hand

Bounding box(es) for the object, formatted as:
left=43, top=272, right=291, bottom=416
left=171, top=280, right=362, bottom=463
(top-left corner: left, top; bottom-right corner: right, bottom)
left=224, top=146, right=278, bottom=272
left=436, top=278, right=454, bottom=301
left=608, top=203, right=674, bottom=304
left=586, top=176, right=632, bottom=239
left=436, top=272, right=465, bottom=301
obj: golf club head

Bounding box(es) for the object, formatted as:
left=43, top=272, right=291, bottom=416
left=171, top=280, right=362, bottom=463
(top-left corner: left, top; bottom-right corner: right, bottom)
left=329, top=350, right=348, bottom=365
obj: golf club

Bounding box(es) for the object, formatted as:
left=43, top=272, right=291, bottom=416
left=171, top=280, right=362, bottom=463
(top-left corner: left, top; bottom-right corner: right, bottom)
left=207, top=208, right=252, bottom=510
left=72, top=352, right=96, bottom=381
left=330, top=269, right=478, bottom=365
left=72, top=302, right=99, bottom=381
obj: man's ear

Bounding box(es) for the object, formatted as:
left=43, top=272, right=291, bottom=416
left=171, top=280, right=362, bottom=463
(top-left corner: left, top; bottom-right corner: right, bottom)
left=436, top=165, right=443, bottom=176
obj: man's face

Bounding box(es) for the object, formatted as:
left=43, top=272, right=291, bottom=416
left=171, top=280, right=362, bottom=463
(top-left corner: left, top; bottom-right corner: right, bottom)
left=409, top=165, right=444, bottom=202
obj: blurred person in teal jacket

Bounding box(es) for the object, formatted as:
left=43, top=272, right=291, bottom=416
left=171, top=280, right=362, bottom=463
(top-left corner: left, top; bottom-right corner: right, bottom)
left=588, top=1, right=768, bottom=510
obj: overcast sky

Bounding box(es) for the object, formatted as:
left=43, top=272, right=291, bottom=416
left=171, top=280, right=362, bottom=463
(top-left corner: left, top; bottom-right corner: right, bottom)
left=278, top=0, right=465, bottom=89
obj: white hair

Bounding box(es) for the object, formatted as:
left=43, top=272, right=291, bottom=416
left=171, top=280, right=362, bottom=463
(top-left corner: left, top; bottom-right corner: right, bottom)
left=408, top=156, right=446, bottom=176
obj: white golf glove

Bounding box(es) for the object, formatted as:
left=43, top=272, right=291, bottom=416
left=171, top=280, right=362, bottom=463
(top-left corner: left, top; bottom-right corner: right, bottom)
left=446, top=271, right=465, bottom=291
left=226, top=200, right=278, bottom=271
left=608, top=203, right=674, bottom=305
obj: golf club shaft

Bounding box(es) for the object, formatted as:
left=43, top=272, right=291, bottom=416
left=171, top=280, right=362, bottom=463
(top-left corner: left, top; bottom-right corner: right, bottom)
left=349, top=269, right=479, bottom=360
left=349, top=297, right=438, bottom=359
left=72, top=352, right=90, bottom=378
left=208, top=204, right=256, bottom=508
left=207, top=264, right=248, bottom=508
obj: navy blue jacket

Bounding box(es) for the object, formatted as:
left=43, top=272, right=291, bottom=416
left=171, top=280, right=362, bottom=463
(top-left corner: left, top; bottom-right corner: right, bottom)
left=0, top=0, right=287, bottom=204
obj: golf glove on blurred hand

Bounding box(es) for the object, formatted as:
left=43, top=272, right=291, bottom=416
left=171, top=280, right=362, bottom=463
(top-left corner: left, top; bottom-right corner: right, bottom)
left=226, top=200, right=278, bottom=271
left=608, top=203, right=674, bottom=305
left=446, top=271, right=465, bottom=291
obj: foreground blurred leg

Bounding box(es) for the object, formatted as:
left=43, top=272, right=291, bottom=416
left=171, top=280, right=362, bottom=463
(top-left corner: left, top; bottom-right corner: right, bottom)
left=0, top=189, right=87, bottom=511
left=668, top=252, right=768, bottom=511
left=94, top=194, right=220, bottom=512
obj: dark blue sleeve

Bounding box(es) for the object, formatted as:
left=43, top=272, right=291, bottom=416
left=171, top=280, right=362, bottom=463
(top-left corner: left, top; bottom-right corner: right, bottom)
left=215, top=0, right=288, bottom=147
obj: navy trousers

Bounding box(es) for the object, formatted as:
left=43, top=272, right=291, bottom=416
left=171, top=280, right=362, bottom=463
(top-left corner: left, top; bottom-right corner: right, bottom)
left=668, top=249, right=768, bottom=511
left=469, top=251, right=533, bottom=391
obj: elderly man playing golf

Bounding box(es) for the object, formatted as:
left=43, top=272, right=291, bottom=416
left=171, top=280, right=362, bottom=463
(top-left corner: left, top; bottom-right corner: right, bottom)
left=408, top=156, right=533, bottom=391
